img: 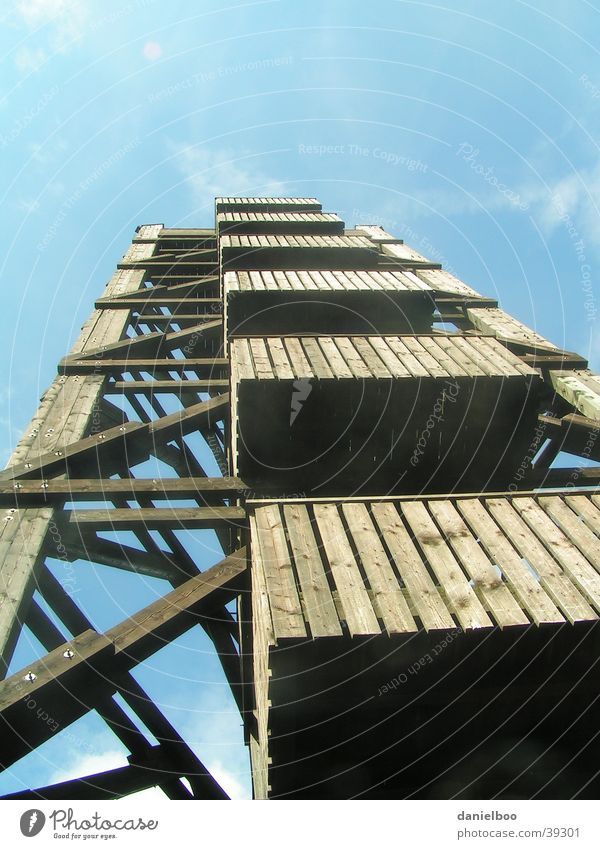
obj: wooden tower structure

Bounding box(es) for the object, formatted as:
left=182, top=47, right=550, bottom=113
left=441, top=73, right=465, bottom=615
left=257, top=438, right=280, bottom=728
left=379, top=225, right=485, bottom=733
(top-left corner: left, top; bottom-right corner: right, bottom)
left=1, top=196, right=600, bottom=799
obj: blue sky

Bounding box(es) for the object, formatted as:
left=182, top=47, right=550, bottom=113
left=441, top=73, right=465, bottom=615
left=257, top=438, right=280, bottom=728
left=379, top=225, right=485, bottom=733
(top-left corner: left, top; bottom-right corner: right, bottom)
left=2, top=0, right=600, bottom=799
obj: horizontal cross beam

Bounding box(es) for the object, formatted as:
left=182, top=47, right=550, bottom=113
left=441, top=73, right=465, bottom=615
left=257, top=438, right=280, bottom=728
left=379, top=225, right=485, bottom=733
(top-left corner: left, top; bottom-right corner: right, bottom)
left=65, top=506, right=246, bottom=530
left=106, top=380, right=229, bottom=393
left=0, top=476, right=245, bottom=506
left=60, top=357, right=229, bottom=375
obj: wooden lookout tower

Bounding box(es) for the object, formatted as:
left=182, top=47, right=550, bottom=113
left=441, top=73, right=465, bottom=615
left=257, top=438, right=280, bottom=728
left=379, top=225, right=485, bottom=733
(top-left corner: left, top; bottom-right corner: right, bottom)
left=1, top=196, right=600, bottom=799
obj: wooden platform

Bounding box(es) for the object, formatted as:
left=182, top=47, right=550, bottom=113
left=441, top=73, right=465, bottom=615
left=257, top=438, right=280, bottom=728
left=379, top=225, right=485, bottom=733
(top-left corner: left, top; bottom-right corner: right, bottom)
left=223, top=269, right=435, bottom=335
left=229, top=334, right=543, bottom=493
left=215, top=197, right=322, bottom=213
left=220, top=234, right=379, bottom=270
left=247, top=492, right=600, bottom=798
left=217, top=212, right=344, bottom=235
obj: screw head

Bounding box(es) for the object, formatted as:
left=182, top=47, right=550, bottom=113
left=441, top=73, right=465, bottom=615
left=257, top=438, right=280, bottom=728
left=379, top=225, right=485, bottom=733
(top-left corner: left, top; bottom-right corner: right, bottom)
left=63, top=649, right=74, bottom=660
left=24, top=672, right=36, bottom=682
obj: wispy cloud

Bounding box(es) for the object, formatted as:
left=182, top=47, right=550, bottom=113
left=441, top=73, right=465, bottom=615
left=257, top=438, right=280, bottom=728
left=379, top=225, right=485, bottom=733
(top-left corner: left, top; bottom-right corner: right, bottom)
left=11, top=0, right=89, bottom=71
left=526, top=161, right=600, bottom=245
left=169, top=142, right=284, bottom=206
left=14, top=45, right=47, bottom=73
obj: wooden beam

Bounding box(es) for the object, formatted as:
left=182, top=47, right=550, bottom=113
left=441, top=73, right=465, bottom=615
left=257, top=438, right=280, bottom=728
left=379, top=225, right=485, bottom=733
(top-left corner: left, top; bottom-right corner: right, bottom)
left=0, top=548, right=247, bottom=768
left=96, top=298, right=222, bottom=309
left=59, top=357, right=229, bottom=375
left=0, top=476, right=245, bottom=506
left=538, top=413, right=600, bottom=462
left=131, top=314, right=222, bottom=325
left=66, top=506, right=246, bottom=530
left=107, top=380, right=229, bottom=393
left=60, top=319, right=222, bottom=363
left=549, top=370, right=600, bottom=420
left=1, top=744, right=227, bottom=800
left=0, top=395, right=229, bottom=481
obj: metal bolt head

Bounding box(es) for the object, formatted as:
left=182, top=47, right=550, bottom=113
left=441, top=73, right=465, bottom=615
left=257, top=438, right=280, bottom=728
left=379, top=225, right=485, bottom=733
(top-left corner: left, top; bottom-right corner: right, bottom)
left=24, top=672, right=36, bottom=682
left=63, top=649, right=75, bottom=660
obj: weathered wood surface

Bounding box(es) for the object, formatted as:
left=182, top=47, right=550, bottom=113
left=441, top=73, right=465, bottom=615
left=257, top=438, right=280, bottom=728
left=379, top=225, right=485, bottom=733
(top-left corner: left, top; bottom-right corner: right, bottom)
left=231, top=334, right=536, bottom=381
left=215, top=197, right=322, bottom=212
left=224, top=268, right=432, bottom=293
left=549, top=369, right=600, bottom=421
left=0, top=225, right=162, bottom=674
left=0, top=549, right=247, bottom=767
left=467, top=306, right=558, bottom=349
left=249, top=493, right=600, bottom=639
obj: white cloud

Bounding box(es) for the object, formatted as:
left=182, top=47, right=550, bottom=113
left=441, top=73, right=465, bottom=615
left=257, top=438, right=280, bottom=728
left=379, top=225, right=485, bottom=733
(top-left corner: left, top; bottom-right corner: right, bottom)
left=208, top=760, right=248, bottom=800
left=50, top=749, right=167, bottom=800
left=15, top=45, right=47, bottom=73
left=169, top=142, right=284, bottom=206
left=13, top=0, right=89, bottom=60
left=528, top=162, right=600, bottom=244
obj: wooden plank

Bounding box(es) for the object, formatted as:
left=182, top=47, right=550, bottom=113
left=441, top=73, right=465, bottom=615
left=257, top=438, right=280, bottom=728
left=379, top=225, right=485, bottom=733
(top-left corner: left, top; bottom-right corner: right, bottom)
left=249, top=339, right=274, bottom=380
left=313, top=504, right=380, bottom=636
left=549, top=371, right=600, bottom=420
left=428, top=500, right=528, bottom=627
left=282, top=504, right=342, bottom=637
left=0, top=476, right=246, bottom=505
left=371, top=501, right=455, bottom=631
left=486, top=498, right=596, bottom=624
left=232, top=339, right=255, bottom=380
left=540, top=496, right=600, bottom=573
left=252, top=506, right=306, bottom=639
left=467, top=306, right=557, bottom=349
left=331, top=337, right=371, bottom=378
left=429, top=336, right=469, bottom=377
left=384, top=337, right=429, bottom=377
left=109, top=380, right=228, bottom=393
left=342, top=503, right=416, bottom=633
left=400, top=502, right=492, bottom=629
left=403, top=337, right=449, bottom=378
left=449, top=337, right=488, bottom=377
left=266, top=338, right=295, bottom=379
left=457, top=499, right=564, bottom=625
left=352, top=337, right=392, bottom=378
left=60, top=358, right=229, bottom=375
left=67, top=506, right=246, bottom=530
left=317, top=337, right=353, bottom=378
left=282, top=337, right=314, bottom=379
left=367, top=337, right=411, bottom=377
left=301, top=338, right=334, bottom=378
